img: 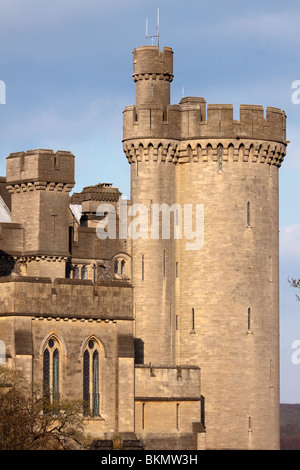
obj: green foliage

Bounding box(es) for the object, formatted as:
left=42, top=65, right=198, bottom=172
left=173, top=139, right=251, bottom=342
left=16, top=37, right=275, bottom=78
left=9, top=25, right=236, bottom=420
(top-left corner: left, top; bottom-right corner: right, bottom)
left=0, top=366, right=89, bottom=450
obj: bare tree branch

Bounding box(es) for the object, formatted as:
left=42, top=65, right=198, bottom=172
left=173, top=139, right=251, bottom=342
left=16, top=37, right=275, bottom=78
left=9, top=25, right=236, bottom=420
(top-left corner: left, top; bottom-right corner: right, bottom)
left=0, top=366, right=90, bottom=450
left=288, top=277, right=300, bottom=301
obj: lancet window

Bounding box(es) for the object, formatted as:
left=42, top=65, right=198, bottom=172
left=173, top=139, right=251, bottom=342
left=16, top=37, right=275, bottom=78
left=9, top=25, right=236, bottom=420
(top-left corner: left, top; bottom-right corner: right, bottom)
left=83, top=338, right=100, bottom=417
left=43, top=336, right=61, bottom=404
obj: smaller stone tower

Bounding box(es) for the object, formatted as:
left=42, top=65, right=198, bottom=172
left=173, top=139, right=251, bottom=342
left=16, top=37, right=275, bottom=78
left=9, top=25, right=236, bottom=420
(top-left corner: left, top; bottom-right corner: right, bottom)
left=6, top=149, right=75, bottom=278
left=123, top=46, right=179, bottom=365
left=133, top=45, right=173, bottom=111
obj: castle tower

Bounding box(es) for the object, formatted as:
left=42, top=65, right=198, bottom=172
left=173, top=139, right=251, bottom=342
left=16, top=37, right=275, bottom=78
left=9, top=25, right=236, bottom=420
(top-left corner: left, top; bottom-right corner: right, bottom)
left=176, top=102, right=287, bottom=450
left=123, top=46, right=179, bottom=365
left=6, top=149, right=75, bottom=278
left=123, top=44, right=287, bottom=450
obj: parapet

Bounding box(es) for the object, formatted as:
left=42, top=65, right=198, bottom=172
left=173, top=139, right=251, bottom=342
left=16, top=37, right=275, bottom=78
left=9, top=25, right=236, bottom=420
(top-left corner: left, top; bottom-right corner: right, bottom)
left=135, top=364, right=201, bottom=400
left=181, top=100, right=286, bottom=141
left=0, top=276, right=133, bottom=321
left=123, top=103, right=180, bottom=141
left=123, top=99, right=287, bottom=163
left=6, top=149, right=75, bottom=190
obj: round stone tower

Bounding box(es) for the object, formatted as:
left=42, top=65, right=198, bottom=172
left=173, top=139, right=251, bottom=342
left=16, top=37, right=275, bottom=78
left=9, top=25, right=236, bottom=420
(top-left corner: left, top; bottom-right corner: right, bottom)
left=176, top=101, right=287, bottom=450
left=123, top=44, right=287, bottom=450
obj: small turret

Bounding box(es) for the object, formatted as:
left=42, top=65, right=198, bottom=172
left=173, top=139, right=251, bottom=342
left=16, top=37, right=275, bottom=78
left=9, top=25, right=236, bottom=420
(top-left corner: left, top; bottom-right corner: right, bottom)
left=133, top=46, right=173, bottom=109
left=123, top=46, right=180, bottom=142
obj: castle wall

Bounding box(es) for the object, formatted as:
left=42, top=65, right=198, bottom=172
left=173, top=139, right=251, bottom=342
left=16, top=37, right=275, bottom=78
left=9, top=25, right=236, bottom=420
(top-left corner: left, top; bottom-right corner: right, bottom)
left=177, top=139, right=281, bottom=449
left=72, top=227, right=127, bottom=261
left=0, top=277, right=135, bottom=439
left=0, top=222, right=23, bottom=254
left=0, top=276, right=203, bottom=446
left=25, top=257, right=67, bottom=279
left=0, top=316, right=33, bottom=382
left=134, top=364, right=203, bottom=450
left=0, top=277, right=133, bottom=320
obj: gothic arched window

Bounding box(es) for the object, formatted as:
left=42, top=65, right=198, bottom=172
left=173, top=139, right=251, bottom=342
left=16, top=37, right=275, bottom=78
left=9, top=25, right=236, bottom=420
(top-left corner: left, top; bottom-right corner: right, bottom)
left=83, top=339, right=100, bottom=417
left=43, top=337, right=61, bottom=405
left=43, top=348, right=50, bottom=403
left=92, top=350, right=99, bottom=416
left=83, top=350, right=90, bottom=416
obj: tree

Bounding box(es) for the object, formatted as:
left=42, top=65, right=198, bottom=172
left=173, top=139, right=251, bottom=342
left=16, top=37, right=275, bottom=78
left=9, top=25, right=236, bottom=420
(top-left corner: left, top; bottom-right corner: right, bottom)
left=289, top=277, right=300, bottom=301
left=0, top=366, right=89, bottom=450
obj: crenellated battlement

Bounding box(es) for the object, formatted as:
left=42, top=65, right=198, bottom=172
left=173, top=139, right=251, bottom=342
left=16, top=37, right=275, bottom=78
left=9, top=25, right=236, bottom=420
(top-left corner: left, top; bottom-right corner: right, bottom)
left=123, top=99, right=287, bottom=167
left=123, top=103, right=180, bottom=141
left=123, top=100, right=286, bottom=144
left=124, top=44, right=287, bottom=173
left=202, top=102, right=286, bottom=142
left=6, top=148, right=75, bottom=189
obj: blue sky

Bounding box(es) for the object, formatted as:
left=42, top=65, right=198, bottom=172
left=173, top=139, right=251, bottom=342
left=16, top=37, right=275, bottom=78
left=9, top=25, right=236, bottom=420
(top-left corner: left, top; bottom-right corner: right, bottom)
left=0, top=0, right=300, bottom=403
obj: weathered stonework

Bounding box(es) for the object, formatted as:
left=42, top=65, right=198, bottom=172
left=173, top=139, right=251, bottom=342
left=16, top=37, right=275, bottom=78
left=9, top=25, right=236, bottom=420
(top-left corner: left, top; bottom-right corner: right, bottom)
left=0, top=44, right=287, bottom=450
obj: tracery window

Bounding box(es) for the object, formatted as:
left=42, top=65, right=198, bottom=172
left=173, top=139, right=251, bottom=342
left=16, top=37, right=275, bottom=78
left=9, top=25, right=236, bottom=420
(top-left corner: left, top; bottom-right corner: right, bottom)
left=43, top=336, right=61, bottom=404
left=83, top=339, right=100, bottom=417
left=114, top=258, right=127, bottom=276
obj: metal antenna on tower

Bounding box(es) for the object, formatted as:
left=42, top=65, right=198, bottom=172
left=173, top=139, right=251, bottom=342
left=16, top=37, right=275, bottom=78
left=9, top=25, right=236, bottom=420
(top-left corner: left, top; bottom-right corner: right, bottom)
left=146, top=8, right=160, bottom=48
